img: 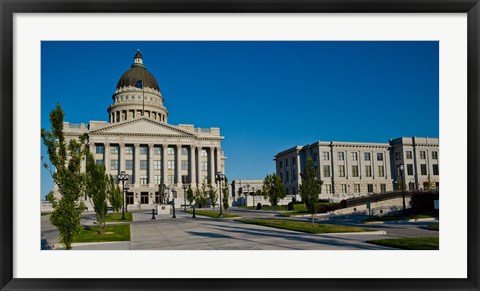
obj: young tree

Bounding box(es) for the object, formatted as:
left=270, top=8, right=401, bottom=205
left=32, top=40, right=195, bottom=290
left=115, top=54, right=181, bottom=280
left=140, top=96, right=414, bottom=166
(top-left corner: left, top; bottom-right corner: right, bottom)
left=222, top=177, right=230, bottom=213
left=200, top=181, right=209, bottom=210
left=186, top=185, right=194, bottom=206
left=207, top=179, right=218, bottom=209
left=424, top=175, right=434, bottom=191
left=299, top=157, right=323, bottom=226
left=194, top=186, right=204, bottom=210
left=262, top=174, right=285, bottom=216
left=41, top=103, right=87, bottom=250
left=85, top=152, right=110, bottom=234
left=108, top=176, right=123, bottom=213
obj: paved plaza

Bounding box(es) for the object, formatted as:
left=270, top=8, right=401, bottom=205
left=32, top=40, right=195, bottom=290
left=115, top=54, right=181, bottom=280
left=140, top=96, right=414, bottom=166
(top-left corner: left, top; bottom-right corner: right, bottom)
left=41, top=208, right=439, bottom=250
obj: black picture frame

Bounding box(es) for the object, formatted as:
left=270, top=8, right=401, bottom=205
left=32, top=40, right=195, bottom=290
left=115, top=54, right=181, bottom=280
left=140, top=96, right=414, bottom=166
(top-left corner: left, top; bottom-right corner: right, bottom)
left=1, top=1, right=479, bottom=290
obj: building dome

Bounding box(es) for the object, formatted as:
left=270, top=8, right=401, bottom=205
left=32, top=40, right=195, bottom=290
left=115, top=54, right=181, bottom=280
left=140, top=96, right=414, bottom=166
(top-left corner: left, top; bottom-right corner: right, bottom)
left=116, top=50, right=160, bottom=91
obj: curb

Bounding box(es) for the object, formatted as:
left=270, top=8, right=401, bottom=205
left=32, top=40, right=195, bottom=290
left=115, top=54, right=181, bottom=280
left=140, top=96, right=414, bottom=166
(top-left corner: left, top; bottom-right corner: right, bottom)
left=317, top=230, right=387, bottom=236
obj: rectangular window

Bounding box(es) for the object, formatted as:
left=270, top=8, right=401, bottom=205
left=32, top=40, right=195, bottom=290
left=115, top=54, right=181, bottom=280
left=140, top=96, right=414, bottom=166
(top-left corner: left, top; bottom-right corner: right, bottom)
left=201, top=149, right=208, bottom=157
left=378, top=165, right=384, bottom=177
left=365, top=165, right=372, bottom=177
left=286, top=159, right=289, bottom=167
left=168, top=160, right=175, bottom=170
left=407, top=164, right=414, bottom=175
left=364, top=152, right=371, bottom=161
left=367, top=184, right=374, bottom=193
left=140, top=175, right=148, bottom=185
left=432, top=151, right=438, bottom=159
left=323, top=152, right=330, bottom=161
left=111, top=160, right=119, bottom=170
left=323, top=165, right=330, bottom=178
left=181, top=160, right=189, bottom=170
left=154, top=146, right=161, bottom=155
left=95, top=145, right=104, bottom=154
left=409, top=182, right=415, bottom=191
left=168, top=147, right=175, bottom=155
left=140, top=160, right=148, bottom=170
left=324, top=185, right=332, bottom=194
left=341, top=184, right=347, bottom=194
left=338, top=165, right=345, bottom=177
left=111, top=145, right=119, bottom=154
left=181, top=147, right=188, bottom=155
left=154, top=175, right=161, bottom=185
left=380, top=184, right=387, bottom=193
left=140, top=146, right=148, bottom=155
left=201, top=162, right=208, bottom=171
left=292, top=169, right=296, bottom=181
left=395, top=152, right=402, bottom=160
left=286, top=171, right=290, bottom=182
left=337, top=152, right=344, bottom=161
left=279, top=161, right=283, bottom=168
left=126, top=160, right=133, bottom=170
left=352, top=165, right=359, bottom=177
left=125, top=145, right=133, bottom=154
left=168, top=175, right=175, bottom=185
left=354, top=184, right=361, bottom=193
left=141, top=192, right=149, bottom=204
left=154, top=160, right=161, bottom=170
left=351, top=152, right=358, bottom=161
left=420, top=151, right=426, bottom=159
left=128, top=175, right=134, bottom=184
left=96, top=159, right=104, bottom=165
left=313, top=152, right=318, bottom=161
left=420, top=164, right=427, bottom=175
left=377, top=153, right=383, bottom=161
left=292, top=157, right=296, bottom=164
left=433, top=164, right=439, bottom=175
left=406, top=151, right=413, bottom=159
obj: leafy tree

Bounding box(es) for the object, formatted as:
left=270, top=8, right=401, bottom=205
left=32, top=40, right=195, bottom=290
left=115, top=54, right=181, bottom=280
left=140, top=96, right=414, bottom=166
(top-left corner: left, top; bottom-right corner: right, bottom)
left=198, top=182, right=209, bottom=210
left=207, top=179, right=218, bottom=209
left=41, top=103, right=87, bottom=250
left=262, top=174, right=285, bottom=216
left=186, top=185, right=194, bottom=206
left=424, top=175, right=434, bottom=191
left=108, top=176, right=123, bottom=213
left=222, top=176, right=230, bottom=212
left=85, top=152, right=109, bottom=234
left=299, top=157, right=323, bottom=226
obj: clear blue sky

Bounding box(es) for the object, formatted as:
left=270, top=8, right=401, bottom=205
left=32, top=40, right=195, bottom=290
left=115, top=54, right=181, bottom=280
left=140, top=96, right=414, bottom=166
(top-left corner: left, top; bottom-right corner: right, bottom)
left=41, top=41, right=439, bottom=199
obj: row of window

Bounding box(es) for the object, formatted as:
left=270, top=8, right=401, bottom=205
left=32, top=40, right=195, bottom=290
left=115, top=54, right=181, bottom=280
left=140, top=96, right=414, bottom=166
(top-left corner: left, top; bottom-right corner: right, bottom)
left=97, top=159, right=211, bottom=172
left=96, top=145, right=209, bottom=156
left=115, top=95, right=160, bottom=103
left=398, top=164, right=439, bottom=176
left=279, top=152, right=386, bottom=168
left=395, top=150, right=438, bottom=161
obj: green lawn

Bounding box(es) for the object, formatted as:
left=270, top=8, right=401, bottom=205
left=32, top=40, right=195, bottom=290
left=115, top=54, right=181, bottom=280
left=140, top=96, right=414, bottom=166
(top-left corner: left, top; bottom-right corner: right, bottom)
left=367, top=237, right=439, bottom=250
left=184, top=209, right=240, bottom=218
left=363, top=213, right=437, bottom=223
left=236, top=219, right=374, bottom=234
left=426, top=223, right=439, bottom=231
left=104, top=212, right=133, bottom=222
left=74, top=224, right=130, bottom=243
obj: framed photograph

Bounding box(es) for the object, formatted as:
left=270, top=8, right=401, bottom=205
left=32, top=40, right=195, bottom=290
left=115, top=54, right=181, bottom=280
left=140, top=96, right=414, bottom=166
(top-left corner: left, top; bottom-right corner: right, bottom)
left=1, top=1, right=479, bottom=290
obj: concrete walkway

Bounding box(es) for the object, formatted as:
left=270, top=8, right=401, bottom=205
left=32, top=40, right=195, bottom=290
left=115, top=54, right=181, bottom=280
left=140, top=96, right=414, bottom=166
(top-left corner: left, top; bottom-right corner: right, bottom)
left=129, top=210, right=395, bottom=250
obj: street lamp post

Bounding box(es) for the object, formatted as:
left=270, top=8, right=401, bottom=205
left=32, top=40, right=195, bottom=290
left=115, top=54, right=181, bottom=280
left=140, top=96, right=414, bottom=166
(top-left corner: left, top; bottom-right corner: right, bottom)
left=182, top=175, right=189, bottom=211
left=252, top=186, right=256, bottom=209
left=215, top=171, right=225, bottom=217
left=117, top=171, right=129, bottom=221
left=171, top=188, right=177, bottom=219
left=245, top=184, right=250, bottom=208
left=399, top=164, right=406, bottom=216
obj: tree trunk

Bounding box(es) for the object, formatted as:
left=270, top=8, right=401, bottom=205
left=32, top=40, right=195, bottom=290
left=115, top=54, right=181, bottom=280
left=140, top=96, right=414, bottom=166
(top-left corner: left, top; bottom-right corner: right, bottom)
left=311, top=213, right=315, bottom=226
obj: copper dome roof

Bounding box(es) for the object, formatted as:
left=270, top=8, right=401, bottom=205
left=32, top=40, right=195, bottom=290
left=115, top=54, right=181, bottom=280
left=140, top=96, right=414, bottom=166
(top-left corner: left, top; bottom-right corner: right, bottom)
left=116, top=51, right=160, bottom=91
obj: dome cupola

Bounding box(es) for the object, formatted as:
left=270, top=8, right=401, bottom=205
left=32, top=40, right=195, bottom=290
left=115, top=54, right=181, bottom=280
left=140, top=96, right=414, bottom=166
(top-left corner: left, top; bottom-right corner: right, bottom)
left=115, top=49, right=160, bottom=91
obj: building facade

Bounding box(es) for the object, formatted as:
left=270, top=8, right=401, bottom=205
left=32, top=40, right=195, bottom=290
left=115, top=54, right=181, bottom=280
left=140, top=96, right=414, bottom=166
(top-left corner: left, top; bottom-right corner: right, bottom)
left=59, top=50, right=226, bottom=209
left=274, top=137, right=439, bottom=201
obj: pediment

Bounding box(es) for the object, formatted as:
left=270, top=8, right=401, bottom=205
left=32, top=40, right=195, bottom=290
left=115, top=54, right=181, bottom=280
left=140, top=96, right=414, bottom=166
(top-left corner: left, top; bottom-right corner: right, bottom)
left=90, top=118, right=194, bottom=136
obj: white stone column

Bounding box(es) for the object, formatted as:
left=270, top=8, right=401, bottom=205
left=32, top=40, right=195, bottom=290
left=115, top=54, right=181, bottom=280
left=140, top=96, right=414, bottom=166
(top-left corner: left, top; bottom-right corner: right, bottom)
left=134, top=143, right=140, bottom=187
left=197, top=146, right=202, bottom=185
left=215, top=147, right=221, bottom=174
left=190, top=145, right=197, bottom=186
left=162, top=144, right=168, bottom=185
left=119, top=143, right=125, bottom=172
left=104, top=142, right=110, bottom=174
left=209, top=147, right=215, bottom=183
left=176, top=144, right=182, bottom=185
left=148, top=144, right=154, bottom=187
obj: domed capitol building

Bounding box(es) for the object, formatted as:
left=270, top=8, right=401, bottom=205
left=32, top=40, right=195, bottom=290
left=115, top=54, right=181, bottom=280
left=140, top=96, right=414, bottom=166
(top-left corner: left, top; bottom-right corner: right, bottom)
left=60, top=50, right=225, bottom=209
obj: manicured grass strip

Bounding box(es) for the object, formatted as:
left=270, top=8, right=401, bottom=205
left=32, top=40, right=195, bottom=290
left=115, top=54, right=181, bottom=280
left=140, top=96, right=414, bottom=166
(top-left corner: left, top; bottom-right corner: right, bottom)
left=41, top=212, right=51, bottom=216
left=184, top=210, right=239, bottom=218
left=237, top=219, right=374, bottom=234
left=367, top=237, right=439, bottom=250
left=74, top=224, right=130, bottom=243
left=104, top=212, right=132, bottom=222
left=426, top=223, right=439, bottom=231
left=362, top=213, right=436, bottom=223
